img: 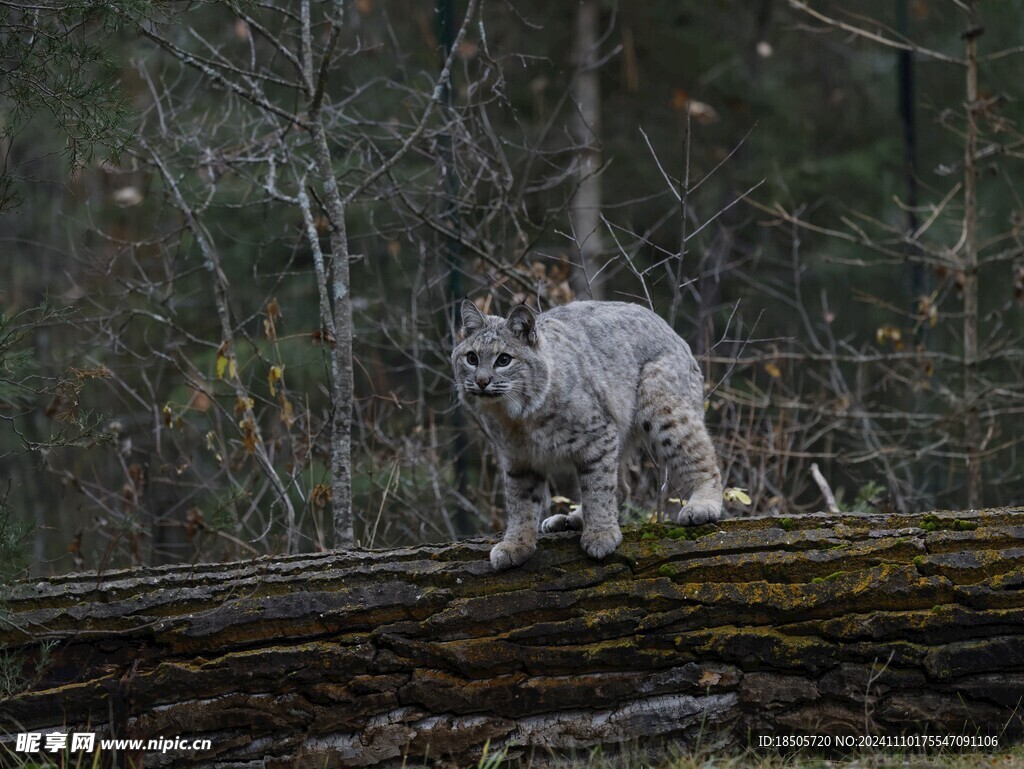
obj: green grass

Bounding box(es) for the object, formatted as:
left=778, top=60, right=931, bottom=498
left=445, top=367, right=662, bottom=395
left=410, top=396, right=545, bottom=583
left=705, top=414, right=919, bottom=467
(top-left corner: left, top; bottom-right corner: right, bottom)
left=547, top=743, right=1024, bottom=769
left=4, top=737, right=1019, bottom=768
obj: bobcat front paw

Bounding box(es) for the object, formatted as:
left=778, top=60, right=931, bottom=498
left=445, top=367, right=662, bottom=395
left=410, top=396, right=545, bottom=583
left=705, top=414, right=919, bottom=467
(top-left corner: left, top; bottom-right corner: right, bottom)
left=490, top=539, right=536, bottom=571
left=675, top=501, right=722, bottom=526
left=541, top=512, right=584, bottom=533
left=579, top=526, right=623, bottom=560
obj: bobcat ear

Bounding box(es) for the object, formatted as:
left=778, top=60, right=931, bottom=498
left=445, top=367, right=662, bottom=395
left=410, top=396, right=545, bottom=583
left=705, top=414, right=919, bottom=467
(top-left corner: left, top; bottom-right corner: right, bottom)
left=460, top=299, right=487, bottom=338
left=506, top=304, right=538, bottom=345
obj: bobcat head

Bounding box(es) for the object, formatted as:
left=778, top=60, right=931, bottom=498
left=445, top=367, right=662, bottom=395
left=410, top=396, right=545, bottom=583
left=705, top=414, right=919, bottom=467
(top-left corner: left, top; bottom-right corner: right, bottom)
left=452, top=300, right=550, bottom=418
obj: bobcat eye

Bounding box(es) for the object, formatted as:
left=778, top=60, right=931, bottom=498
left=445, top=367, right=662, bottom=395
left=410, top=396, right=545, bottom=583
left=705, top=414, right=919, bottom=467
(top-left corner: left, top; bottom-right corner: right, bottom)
left=495, top=353, right=512, bottom=367
left=465, top=351, right=478, bottom=366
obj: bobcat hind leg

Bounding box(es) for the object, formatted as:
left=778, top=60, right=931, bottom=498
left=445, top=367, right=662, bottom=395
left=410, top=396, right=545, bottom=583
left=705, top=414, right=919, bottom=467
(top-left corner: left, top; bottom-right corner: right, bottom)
left=637, top=357, right=723, bottom=525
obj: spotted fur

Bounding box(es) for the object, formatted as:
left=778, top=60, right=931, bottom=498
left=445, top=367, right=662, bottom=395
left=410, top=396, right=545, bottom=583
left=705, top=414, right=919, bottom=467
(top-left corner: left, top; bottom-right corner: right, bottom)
left=452, top=300, right=723, bottom=570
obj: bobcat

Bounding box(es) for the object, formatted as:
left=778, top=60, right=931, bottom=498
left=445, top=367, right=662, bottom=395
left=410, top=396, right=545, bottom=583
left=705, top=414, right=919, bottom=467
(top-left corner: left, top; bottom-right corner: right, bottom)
left=453, top=300, right=723, bottom=570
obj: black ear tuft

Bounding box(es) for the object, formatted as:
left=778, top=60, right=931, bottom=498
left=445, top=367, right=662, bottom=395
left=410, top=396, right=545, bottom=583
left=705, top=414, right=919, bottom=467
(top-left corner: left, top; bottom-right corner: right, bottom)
left=506, top=304, right=538, bottom=345
left=460, top=299, right=487, bottom=338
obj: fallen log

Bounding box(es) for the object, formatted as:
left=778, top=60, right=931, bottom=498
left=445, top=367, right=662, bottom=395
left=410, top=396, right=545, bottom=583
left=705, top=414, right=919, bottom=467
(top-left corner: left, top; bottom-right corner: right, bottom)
left=2, top=510, right=1023, bottom=767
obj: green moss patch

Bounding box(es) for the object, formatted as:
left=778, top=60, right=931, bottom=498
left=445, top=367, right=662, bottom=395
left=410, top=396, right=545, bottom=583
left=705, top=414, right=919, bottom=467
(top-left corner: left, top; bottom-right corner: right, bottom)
left=920, top=514, right=978, bottom=533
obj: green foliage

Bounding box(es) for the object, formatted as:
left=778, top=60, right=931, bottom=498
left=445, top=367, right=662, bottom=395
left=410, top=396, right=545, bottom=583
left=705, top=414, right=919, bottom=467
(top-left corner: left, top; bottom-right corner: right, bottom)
left=0, top=1, right=137, bottom=209
left=851, top=482, right=886, bottom=514
left=0, top=491, right=58, bottom=697
left=0, top=638, right=57, bottom=700
left=0, top=349, right=35, bottom=408
left=1, top=738, right=103, bottom=769
left=0, top=305, right=51, bottom=409
left=0, top=487, right=31, bottom=584
left=1, top=305, right=115, bottom=464
left=476, top=740, right=508, bottom=769
left=621, top=502, right=656, bottom=527
left=207, top=489, right=243, bottom=534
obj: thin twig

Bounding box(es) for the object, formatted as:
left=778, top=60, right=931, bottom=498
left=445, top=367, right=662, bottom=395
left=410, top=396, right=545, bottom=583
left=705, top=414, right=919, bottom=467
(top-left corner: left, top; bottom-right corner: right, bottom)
left=787, top=1, right=963, bottom=64
left=811, top=463, right=840, bottom=513
left=340, top=0, right=479, bottom=206
left=138, top=135, right=300, bottom=554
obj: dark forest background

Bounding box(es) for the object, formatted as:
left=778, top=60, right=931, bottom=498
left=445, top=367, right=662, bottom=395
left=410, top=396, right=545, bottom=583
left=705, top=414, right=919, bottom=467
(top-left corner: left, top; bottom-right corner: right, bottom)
left=2, top=0, right=1022, bottom=577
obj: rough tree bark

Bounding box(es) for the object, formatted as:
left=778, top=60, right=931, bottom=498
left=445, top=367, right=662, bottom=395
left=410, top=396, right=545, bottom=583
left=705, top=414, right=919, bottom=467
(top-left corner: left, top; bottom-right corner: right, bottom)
left=2, top=510, right=1023, bottom=767
left=569, top=0, right=606, bottom=301
left=300, top=0, right=356, bottom=549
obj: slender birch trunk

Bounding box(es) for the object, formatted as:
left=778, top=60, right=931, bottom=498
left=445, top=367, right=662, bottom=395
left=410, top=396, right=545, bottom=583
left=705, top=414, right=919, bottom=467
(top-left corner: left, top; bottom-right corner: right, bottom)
left=569, top=0, right=605, bottom=300
left=300, top=2, right=354, bottom=547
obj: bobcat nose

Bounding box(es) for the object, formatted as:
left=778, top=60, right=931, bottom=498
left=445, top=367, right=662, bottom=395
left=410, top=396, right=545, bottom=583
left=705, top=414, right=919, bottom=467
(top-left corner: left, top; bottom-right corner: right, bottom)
left=476, top=375, right=492, bottom=390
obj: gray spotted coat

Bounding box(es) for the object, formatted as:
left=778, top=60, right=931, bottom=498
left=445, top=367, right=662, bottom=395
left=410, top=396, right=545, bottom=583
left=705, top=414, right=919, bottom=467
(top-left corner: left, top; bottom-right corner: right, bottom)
left=452, top=300, right=723, bottom=570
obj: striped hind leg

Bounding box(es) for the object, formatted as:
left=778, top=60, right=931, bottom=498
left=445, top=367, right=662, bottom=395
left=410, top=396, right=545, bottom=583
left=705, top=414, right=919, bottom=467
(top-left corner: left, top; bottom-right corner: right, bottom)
left=637, top=357, right=723, bottom=525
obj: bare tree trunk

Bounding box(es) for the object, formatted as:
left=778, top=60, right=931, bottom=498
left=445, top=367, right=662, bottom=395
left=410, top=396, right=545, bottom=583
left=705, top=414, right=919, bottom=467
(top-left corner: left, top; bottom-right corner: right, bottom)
left=569, top=0, right=605, bottom=300
left=301, top=4, right=354, bottom=547
left=3, top=510, right=1022, bottom=767
left=321, top=136, right=355, bottom=549
left=961, top=4, right=983, bottom=508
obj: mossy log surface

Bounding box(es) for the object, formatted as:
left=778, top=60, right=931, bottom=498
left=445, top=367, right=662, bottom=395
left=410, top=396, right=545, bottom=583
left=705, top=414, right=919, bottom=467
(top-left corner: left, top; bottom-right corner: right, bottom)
left=3, top=510, right=1024, bottom=767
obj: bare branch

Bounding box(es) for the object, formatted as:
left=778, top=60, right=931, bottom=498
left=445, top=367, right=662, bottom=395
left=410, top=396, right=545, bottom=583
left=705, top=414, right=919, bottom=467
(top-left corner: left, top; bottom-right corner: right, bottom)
left=786, top=1, right=964, bottom=64
left=811, top=462, right=840, bottom=513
